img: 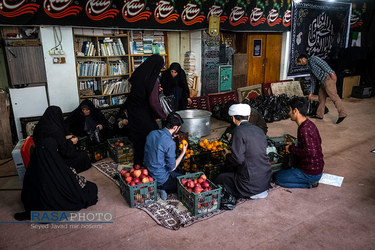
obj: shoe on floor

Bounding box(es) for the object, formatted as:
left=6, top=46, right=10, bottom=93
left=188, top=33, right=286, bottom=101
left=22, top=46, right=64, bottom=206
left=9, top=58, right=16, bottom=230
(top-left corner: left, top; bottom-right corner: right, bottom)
left=311, top=115, right=323, bottom=120
left=336, top=116, right=347, bottom=124
left=158, top=189, right=167, bottom=200
left=310, top=182, right=319, bottom=188
left=250, top=191, right=268, bottom=199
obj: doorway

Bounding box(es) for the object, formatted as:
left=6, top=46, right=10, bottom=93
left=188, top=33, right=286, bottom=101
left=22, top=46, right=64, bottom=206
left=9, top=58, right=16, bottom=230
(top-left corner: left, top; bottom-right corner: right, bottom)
left=247, top=33, right=282, bottom=86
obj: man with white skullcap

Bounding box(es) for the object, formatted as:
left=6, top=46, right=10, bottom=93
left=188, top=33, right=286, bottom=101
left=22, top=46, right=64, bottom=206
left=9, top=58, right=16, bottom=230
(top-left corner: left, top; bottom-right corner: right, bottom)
left=214, top=104, right=272, bottom=200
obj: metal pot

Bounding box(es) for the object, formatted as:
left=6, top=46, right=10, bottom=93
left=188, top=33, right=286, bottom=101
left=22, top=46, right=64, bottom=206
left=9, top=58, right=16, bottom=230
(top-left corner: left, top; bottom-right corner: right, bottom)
left=176, top=109, right=212, bottom=138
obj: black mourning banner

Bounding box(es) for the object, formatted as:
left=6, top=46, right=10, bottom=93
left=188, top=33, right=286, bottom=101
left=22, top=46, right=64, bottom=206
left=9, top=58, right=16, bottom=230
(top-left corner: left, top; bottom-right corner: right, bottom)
left=288, top=1, right=351, bottom=76
left=0, top=0, right=291, bottom=32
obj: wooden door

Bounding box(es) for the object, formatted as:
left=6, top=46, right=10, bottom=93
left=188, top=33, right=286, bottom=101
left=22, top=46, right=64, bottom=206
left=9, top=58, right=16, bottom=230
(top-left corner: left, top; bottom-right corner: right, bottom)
left=246, top=33, right=282, bottom=86
left=247, top=34, right=266, bottom=86
left=264, top=33, right=282, bottom=83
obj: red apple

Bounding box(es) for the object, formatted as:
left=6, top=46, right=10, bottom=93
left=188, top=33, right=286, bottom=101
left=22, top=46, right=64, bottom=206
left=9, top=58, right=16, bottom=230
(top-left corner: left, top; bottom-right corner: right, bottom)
left=195, top=183, right=201, bottom=188
left=193, top=186, right=203, bottom=194
left=180, top=179, right=187, bottom=186
left=133, top=170, right=142, bottom=178
left=124, top=172, right=131, bottom=178
left=188, top=180, right=195, bottom=188
left=141, top=177, right=149, bottom=183
left=201, top=181, right=210, bottom=188
left=119, top=142, right=124, bottom=147
left=129, top=181, right=136, bottom=186
left=148, top=177, right=154, bottom=182
left=134, top=164, right=141, bottom=170
left=197, top=178, right=204, bottom=184
left=141, top=169, right=148, bottom=176
left=208, top=186, right=212, bottom=191
left=133, top=177, right=140, bottom=184
left=200, top=175, right=207, bottom=181
left=187, top=187, right=193, bottom=192
left=125, top=176, right=132, bottom=184
left=130, top=169, right=134, bottom=173
left=120, top=169, right=126, bottom=176
left=139, top=173, right=146, bottom=179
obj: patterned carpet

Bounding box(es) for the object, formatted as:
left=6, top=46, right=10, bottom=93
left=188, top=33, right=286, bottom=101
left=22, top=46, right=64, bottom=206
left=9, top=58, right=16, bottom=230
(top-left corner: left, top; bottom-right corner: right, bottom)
left=92, top=159, right=279, bottom=230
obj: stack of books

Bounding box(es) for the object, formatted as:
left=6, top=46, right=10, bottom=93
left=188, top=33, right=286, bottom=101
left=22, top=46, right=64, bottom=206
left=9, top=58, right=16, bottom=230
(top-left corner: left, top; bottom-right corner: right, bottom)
left=184, top=51, right=197, bottom=89
left=131, top=31, right=144, bottom=54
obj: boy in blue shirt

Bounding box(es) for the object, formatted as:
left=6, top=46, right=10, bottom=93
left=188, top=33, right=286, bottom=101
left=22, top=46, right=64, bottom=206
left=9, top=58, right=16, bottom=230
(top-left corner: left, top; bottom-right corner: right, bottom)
left=144, top=113, right=187, bottom=200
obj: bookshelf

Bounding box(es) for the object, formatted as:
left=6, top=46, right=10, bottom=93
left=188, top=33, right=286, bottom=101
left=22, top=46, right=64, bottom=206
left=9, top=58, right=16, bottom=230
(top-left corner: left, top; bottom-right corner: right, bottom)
left=129, top=30, right=169, bottom=73
left=73, top=29, right=169, bottom=107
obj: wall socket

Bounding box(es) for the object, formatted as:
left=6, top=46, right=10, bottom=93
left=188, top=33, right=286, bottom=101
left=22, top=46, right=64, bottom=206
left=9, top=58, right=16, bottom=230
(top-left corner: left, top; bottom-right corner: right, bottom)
left=53, top=57, right=66, bottom=64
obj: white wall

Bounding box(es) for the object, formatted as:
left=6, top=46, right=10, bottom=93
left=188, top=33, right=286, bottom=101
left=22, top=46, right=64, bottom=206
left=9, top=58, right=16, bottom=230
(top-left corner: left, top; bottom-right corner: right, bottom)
left=40, top=26, right=79, bottom=113
left=190, top=31, right=202, bottom=96
left=280, top=31, right=291, bottom=80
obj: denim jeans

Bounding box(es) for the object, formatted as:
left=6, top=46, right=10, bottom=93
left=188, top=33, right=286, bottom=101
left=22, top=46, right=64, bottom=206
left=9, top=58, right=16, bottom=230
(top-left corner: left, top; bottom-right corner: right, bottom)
left=158, top=171, right=183, bottom=193
left=274, top=168, right=322, bottom=188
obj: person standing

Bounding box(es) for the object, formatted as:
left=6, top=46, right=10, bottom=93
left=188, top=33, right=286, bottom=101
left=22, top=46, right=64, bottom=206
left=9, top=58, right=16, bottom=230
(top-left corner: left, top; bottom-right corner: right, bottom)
left=214, top=104, right=272, bottom=199
left=144, top=113, right=187, bottom=200
left=274, top=97, right=324, bottom=188
left=297, top=54, right=347, bottom=124
left=127, top=54, right=166, bottom=166
left=160, top=62, right=192, bottom=111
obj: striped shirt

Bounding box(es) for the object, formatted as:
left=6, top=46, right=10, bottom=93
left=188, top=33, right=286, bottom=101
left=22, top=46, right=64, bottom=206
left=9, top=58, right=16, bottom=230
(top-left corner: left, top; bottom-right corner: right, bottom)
left=288, top=119, right=324, bottom=175
left=307, top=56, right=335, bottom=94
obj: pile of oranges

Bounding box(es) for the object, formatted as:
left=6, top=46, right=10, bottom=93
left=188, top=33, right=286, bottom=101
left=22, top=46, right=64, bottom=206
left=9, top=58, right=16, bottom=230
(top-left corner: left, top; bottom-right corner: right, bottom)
left=199, top=139, right=225, bottom=152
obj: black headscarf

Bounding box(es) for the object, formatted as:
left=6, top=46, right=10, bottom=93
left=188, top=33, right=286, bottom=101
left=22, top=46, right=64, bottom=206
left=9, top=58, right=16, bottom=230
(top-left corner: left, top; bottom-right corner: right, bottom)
left=129, top=54, right=165, bottom=101
left=65, top=99, right=108, bottom=137
left=33, top=106, right=67, bottom=145
left=160, top=62, right=190, bottom=110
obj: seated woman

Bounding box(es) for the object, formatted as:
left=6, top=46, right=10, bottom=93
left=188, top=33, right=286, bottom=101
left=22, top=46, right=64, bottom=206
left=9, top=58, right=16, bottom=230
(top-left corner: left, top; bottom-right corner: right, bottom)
left=33, top=106, right=91, bottom=173
left=160, top=62, right=192, bottom=111
left=14, top=136, right=98, bottom=221
left=65, top=100, right=112, bottom=144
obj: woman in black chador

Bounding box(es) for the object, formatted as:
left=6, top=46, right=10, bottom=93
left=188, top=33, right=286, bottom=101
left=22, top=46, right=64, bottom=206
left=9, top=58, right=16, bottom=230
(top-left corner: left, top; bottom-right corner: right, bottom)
left=14, top=106, right=98, bottom=221
left=127, top=54, right=166, bottom=166
left=160, top=62, right=191, bottom=110
left=33, top=106, right=91, bottom=173
left=65, top=99, right=112, bottom=143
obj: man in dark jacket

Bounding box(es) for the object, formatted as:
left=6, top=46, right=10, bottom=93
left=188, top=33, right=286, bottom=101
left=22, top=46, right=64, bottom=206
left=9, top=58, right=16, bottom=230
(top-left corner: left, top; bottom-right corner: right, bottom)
left=214, top=104, right=272, bottom=199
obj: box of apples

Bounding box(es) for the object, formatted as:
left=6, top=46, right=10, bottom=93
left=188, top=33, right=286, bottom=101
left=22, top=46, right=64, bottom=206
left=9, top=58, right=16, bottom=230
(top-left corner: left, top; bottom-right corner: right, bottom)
left=118, top=164, right=157, bottom=208
left=177, top=172, right=222, bottom=216
left=108, top=137, right=134, bottom=163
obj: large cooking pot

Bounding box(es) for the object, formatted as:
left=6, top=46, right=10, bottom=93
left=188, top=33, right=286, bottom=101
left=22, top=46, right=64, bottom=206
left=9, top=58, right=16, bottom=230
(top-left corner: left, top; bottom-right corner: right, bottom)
left=176, top=109, right=212, bottom=137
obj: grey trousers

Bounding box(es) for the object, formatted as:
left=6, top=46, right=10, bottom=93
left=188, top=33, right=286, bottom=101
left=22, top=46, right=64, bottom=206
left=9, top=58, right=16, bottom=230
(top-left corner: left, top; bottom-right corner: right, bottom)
left=317, top=77, right=347, bottom=118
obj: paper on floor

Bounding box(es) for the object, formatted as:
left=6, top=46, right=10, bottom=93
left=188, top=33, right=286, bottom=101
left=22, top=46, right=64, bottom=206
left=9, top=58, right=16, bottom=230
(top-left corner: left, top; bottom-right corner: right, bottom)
left=319, top=173, right=344, bottom=187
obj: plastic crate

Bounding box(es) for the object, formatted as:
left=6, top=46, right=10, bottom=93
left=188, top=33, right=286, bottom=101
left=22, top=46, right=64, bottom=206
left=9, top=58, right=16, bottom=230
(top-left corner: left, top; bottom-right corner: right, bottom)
left=177, top=172, right=222, bottom=217
left=208, top=91, right=238, bottom=109
left=267, top=134, right=297, bottom=148
left=107, top=137, right=134, bottom=163
left=268, top=152, right=283, bottom=173
left=118, top=173, right=157, bottom=208
left=87, top=142, right=107, bottom=163
left=187, top=96, right=211, bottom=111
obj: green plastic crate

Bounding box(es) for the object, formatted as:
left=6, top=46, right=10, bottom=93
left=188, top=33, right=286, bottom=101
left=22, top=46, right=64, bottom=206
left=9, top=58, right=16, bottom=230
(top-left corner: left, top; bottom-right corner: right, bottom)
left=118, top=173, right=157, bottom=208
left=177, top=172, right=222, bottom=217
left=268, top=152, right=283, bottom=173
left=267, top=134, right=297, bottom=148
left=107, top=137, right=134, bottom=163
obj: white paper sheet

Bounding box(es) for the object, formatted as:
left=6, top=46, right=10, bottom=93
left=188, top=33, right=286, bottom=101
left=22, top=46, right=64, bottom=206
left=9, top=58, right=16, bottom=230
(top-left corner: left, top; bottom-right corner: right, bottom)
left=319, top=173, right=344, bottom=187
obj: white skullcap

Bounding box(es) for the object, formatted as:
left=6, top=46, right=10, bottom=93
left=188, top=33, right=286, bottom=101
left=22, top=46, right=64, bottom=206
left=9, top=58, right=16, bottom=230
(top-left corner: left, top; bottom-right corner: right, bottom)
left=228, top=104, right=251, bottom=116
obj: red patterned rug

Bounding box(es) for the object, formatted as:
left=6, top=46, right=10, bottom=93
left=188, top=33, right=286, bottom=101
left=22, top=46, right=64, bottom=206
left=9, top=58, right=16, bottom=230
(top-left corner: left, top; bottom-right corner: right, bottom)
left=92, top=158, right=280, bottom=230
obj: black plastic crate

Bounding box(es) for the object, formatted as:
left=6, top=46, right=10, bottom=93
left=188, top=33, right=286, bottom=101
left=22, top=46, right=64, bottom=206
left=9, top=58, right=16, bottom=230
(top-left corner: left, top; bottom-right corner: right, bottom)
left=107, top=137, right=134, bottom=163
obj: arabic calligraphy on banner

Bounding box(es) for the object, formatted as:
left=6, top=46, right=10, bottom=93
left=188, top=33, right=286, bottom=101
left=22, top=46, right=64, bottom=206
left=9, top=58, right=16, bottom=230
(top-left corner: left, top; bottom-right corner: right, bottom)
left=0, top=0, right=293, bottom=31
left=288, top=1, right=351, bottom=76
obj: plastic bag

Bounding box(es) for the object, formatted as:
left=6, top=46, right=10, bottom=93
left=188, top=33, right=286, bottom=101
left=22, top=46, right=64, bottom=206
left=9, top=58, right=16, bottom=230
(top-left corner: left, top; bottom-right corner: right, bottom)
left=219, top=185, right=237, bottom=210
left=89, top=127, right=101, bottom=144
left=159, top=92, right=175, bottom=116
